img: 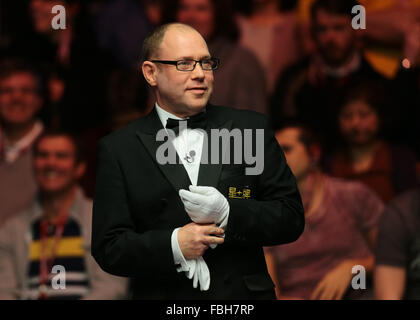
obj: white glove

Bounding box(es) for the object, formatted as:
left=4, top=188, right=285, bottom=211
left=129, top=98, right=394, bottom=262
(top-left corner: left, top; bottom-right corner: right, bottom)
left=172, top=228, right=211, bottom=291
left=192, top=257, right=210, bottom=291
left=179, top=186, right=229, bottom=225
left=175, top=186, right=230, bottom=292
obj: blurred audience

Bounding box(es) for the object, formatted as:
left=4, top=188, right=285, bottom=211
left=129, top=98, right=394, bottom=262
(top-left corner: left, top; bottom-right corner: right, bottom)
left=297, top=0, right=420, bottom=79
left=375, top=188, right=420, bottom=300
left=270, top=0, right=387, bottom=152
left=0, top=131, right=127, bottom=299
left=94, top=0, right=154, bottom=69
left=0, top=59, right=44, bottom=226
left=143, top=0, right=165, bottom=25
left=80, top=68, right=151, bottom=198
left=265, top=124, right=384, bottom=299
left=5, top=0, right=112, bottom=132
left=0, top=0, right=419, bottom=301
left=161, top=0, right=268, bottom=114
left=359, top=0, right=420, bottom=78
left=236, top=0, right=301, bottom=92
left=327, top=82, right=419, bottom=203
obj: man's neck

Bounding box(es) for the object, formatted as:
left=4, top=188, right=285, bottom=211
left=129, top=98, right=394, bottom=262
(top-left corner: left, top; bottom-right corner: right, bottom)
left=297, top=169, right=324, bottom=217
left=323, top=51, right=360, bottom=75
left=3, top=122, right=36, bottom=144
left=40, top=186, right=78, bottom=224
left=348, top=140, right=379, bottom=173
left=155, top=101, right=204, bottom=119
left=297, top=169, right=316, bottom=195
left=349, top=140, right=378, bottom=162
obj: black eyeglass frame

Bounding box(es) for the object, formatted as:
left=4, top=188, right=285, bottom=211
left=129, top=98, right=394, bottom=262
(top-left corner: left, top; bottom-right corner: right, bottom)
left=150, top=58, right=220, bottom=71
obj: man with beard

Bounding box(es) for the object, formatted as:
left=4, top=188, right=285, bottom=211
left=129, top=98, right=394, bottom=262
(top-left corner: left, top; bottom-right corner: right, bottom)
left=270, top=0, right=387, bottom=152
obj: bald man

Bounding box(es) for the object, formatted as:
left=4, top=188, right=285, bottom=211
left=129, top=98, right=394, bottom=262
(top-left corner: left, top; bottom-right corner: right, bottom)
left=92, top=23, right=304, bottom=299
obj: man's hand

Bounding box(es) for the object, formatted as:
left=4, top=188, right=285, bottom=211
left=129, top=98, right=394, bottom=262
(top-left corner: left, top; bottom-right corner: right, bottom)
left=310, top=261, right=354, bottom=300
left=178, top=223, right=224, bottom=260
left=179, top=186, right=229, bottom=224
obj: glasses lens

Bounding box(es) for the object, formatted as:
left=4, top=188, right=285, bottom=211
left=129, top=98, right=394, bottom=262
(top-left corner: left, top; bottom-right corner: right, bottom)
left=203, top=59, right=219, bottom=70
left=176, top=59, right=219, bottom=71
left=177, top=60, right=195, bottom=71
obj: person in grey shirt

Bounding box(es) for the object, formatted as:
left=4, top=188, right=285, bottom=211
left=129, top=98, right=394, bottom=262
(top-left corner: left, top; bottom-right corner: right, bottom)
left=375, top=189, right=420, bottom=300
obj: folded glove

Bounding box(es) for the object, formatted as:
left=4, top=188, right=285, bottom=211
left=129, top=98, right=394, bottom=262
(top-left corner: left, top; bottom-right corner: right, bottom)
left=179, top=185, right=229, bottom=225
left=192, top=257, right=210, bottom=291
left=172, top=228, right=210, bottom=291
left=176, top=186, right=230, bottom=292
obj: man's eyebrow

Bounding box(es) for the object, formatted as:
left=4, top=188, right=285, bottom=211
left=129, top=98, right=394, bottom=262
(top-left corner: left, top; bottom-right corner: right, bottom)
left=177, top=55, right=212, bottom=60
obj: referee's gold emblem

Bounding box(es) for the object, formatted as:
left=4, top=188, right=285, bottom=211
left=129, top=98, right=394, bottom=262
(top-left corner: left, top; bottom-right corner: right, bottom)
left=228, top=187, right=251, bottom=199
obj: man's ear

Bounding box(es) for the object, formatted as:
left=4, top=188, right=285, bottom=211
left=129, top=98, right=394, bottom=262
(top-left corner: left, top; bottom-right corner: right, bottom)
left=142, top=61, right=158, bottom=87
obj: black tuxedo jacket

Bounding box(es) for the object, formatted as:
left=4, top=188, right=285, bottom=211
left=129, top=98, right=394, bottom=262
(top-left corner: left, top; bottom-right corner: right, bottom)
left=92, top=104, right=304, bottom=299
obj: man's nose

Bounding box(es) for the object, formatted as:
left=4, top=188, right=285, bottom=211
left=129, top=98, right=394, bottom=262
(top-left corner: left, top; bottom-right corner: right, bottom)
left=350, top=115, right=361, bottom=127
left=191, top=62, right=205, bottom=80
left=10, top=89, right=25, bottom=100
left=42, top=155, right=61, bottom=167
left=323, top=29, right=338, bottom=43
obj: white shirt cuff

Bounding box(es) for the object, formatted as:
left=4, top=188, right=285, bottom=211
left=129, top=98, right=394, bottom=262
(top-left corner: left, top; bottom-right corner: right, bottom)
left=171, top=228, right=190, bottom=272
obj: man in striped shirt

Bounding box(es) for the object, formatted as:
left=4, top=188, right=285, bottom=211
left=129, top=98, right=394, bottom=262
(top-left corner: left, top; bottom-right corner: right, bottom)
left=0, top=130, right=127, bottom=299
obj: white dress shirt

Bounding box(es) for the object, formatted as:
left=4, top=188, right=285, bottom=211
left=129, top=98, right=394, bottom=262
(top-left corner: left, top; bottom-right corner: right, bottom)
left=155, top=103, right=228, bottom=291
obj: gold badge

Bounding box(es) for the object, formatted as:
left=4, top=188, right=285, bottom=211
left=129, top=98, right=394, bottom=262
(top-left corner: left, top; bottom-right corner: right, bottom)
left=228, top=187, right=251, bottom=199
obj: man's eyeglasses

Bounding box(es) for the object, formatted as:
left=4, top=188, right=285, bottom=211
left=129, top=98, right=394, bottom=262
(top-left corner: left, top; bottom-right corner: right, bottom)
left=150, top=58, right=220, bottom=71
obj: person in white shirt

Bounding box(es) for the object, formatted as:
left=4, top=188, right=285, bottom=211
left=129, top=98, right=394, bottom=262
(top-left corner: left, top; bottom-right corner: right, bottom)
left=92, top=23, right=304, bottom=299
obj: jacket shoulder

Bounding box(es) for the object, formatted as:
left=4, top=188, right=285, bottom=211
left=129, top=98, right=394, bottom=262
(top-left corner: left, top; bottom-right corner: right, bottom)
left=98, top=117, right=145, bottom=148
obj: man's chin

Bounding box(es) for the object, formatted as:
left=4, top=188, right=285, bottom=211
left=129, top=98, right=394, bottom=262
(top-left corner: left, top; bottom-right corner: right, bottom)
left=39, top=183, right=74, bottom=197
left=186, top=98, right=210, bottom=111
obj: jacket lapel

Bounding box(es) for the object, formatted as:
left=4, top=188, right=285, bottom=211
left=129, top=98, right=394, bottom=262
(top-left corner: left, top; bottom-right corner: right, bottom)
left=136, top=105, right=233, bottom=191
left=197, top=116, right=233, bottom=187
left=136, top=108, right=192, bottom=192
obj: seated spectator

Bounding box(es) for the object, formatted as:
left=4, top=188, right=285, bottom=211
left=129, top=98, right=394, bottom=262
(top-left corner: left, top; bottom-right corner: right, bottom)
left=236, top=0, right=301, bottom=92
left=328, top=82, right=419, bottom=203
left=270, top=0, right=388, bottom=151
left=375, top=188, right=420, bottom=300
left=0, top=59, right=44, bottom=225
left=265, top=123, right=384, bottom=299
left=0, top=131, right=127, bottom=299
left=162, top=0, right=268, bottom=114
